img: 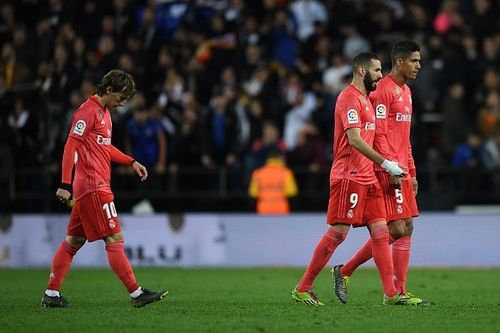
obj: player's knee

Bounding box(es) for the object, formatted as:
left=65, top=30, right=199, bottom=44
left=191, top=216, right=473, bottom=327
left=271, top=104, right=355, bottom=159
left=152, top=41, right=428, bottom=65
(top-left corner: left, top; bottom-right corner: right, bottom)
left=104, top=232, right=124, bottom=244
left=65, top=235, right=86, bottom=248
left=405, top=219, right=414, bottom=235
left=388, top=220, right=406, bottom=239
left=327, top=225, right=349, bottom=243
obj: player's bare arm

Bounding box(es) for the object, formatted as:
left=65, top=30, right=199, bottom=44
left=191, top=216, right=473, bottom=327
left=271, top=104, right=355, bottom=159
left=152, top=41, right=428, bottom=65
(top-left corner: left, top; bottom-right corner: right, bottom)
left=346, top=128, right=404, bottom=177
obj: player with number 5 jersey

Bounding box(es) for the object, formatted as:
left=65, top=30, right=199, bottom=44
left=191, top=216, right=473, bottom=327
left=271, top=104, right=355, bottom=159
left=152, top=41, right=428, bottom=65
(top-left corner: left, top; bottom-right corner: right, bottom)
left=42, top=70, right=168, bottom=309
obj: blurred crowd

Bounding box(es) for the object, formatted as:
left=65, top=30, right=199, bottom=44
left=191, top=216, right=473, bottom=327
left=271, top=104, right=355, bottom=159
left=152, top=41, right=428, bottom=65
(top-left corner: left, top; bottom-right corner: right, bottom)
left=0, top=0, right=499, bottom=198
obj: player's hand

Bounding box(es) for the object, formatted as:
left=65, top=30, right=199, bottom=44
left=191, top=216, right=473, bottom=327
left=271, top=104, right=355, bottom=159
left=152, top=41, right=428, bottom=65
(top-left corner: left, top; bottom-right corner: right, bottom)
left=381, top=160, right=405, bottom=177
left=412, top=176, right=418, bottom=196
left=389, top=175, right=402, bottom=189
left=131, top=160, right=148, bottom=181
left=56, top=188, right=73, bottom=208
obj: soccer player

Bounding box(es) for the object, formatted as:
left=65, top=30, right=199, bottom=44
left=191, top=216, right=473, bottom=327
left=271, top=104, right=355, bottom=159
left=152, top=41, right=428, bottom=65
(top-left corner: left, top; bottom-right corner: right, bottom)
left=291, top=52, right=420, bottom=306
left=333, top=40, right=425, bottom=304
left=41, top=70, right=168, bottom=308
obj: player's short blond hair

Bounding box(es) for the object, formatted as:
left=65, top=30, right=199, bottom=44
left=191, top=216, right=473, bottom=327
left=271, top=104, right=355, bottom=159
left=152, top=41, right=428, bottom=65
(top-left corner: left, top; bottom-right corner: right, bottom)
left=96, top=69, right=136, bottom=99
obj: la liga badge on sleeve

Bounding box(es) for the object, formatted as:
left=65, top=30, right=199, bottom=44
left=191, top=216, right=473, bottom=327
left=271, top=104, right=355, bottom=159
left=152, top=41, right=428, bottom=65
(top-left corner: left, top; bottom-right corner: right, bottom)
left=73, top=120, right=86, bottom=136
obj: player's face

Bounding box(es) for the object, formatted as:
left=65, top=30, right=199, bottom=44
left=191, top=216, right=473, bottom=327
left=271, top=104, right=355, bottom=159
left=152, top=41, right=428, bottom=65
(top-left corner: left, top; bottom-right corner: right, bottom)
left=363, top=59, right=383, bottom=92
left=400, top=51, right=421, bottom=80
left=106, top=91, right=129, bottom=110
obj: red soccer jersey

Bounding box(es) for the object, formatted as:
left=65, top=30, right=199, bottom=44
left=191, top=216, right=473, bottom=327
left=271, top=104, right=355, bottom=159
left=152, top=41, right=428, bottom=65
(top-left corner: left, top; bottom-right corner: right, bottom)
left=330, top=84, right=377, bottom=185
left=68, top=96, right=113, bottom=200
left=370, top=75, right=416, bottom=178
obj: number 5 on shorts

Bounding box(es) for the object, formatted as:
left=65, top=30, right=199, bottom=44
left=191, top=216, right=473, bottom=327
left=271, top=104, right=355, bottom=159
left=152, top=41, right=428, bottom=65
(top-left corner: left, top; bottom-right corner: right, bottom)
left=103, top=202, right=118, bottom=219
left=395, top=189, right=403, bottom=204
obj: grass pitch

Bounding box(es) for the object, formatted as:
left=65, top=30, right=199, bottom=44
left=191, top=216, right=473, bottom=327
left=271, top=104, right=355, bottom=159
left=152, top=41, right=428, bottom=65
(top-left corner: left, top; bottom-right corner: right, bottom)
left=1, top=268, right=499, bottom=332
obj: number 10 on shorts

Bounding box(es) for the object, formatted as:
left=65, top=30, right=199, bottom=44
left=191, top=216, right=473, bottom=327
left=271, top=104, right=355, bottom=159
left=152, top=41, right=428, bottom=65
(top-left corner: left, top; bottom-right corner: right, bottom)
left=103, top=202, right=118, bottom=219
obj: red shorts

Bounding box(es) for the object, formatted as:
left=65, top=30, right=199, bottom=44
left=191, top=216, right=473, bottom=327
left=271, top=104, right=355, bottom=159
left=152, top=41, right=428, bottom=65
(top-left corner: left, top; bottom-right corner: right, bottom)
left=376, top=172, right=419, bottom=221
left=67, top=191, right=121, bottom=242
left=327, top=179, right=386, bottom=227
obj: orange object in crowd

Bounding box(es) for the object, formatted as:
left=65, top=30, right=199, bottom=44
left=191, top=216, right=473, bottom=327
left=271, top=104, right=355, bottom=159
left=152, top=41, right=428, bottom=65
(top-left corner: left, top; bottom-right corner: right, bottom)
left=248, top=157, right=298, bottom=215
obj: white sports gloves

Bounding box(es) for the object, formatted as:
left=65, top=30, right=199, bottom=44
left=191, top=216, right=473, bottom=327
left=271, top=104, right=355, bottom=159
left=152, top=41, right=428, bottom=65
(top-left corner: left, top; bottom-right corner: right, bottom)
left=380, top=159, right=404, bottom=177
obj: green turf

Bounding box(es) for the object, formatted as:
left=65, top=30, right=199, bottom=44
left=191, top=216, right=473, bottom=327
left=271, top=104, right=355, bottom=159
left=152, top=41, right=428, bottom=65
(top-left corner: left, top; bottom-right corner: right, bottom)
left=1, top=268, right=499, bottom=332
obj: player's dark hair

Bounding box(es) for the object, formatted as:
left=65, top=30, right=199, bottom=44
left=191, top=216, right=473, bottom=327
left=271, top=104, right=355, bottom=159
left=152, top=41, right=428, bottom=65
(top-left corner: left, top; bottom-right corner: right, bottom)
left=391, top=40, right=420, bottom=64
left=96, top=69, right=136, bottom=98
left=352, top=52, right=380, bottom=72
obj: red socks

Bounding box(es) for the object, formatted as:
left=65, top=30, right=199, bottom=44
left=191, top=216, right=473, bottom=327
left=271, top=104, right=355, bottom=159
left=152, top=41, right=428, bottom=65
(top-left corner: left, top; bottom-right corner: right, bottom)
left=341, top=234, right=395, bottom=277
left=370, top=226, right=398, bottom=297
left=297, top=228, right=348, bottom=292
left=392, top=236, right=411, bottom=294
left=105, top=241, right=140, bottom=293
left=47, top=240, right=81, bottom=291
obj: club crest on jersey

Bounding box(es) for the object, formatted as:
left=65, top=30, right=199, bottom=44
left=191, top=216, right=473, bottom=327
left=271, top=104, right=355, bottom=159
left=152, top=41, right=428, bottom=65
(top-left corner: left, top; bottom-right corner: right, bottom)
left=347, top=109, right=359, bottom=124
left=365, top=122, right=376, bottom=130
left=73, top=120, right=86, bottom=136
left=347, top=209, right=354, bottom=219
left=376, top=104, right=387, bottom=119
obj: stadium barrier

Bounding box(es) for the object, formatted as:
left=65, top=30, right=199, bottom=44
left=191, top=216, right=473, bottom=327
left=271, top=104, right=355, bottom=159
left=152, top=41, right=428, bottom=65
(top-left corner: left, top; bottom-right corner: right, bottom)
left=1, top=213, right=499, bottom=267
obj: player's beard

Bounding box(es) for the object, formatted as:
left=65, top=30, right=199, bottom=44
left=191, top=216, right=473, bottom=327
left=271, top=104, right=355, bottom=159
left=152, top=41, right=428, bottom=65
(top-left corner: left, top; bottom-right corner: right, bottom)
left=364, top=75, right=378, bottom=93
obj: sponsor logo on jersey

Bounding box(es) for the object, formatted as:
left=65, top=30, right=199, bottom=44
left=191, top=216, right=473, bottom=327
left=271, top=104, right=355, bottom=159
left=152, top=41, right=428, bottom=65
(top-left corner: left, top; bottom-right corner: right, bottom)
left=73, top=120, right=86, bottom=136
left=376, top=104, right=386, bottom=119
left=101, top=119, right=106, bottom=125
left=347, top=109, right=359, bottom=124
left=97, top=135, right=112, bottom=145
left=365, top=122, right=376, bottom=130
left=396, top=113, right=412, bottom=122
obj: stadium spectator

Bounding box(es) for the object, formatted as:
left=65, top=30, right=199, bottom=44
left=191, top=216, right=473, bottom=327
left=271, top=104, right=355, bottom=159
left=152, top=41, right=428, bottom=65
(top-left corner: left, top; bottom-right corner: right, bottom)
left=0, top=0, right=498, bottom=211
left=125, top=94, right=167, bottom=174
left=248, top=148, right=298, bottom=215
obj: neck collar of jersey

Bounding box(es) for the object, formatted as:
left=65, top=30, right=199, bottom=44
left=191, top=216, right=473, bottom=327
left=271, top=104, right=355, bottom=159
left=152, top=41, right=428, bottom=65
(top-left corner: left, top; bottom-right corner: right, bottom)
left=349, top=84, right=367, bottom=96
left=388, top=74, right=405, bottom=87
left=89, top=95, right=107, bottom=112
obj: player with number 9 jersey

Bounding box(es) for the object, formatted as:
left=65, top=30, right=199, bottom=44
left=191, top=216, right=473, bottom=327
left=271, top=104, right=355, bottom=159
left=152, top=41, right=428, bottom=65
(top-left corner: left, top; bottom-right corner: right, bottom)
left=327, top=83, right=386, bottom=227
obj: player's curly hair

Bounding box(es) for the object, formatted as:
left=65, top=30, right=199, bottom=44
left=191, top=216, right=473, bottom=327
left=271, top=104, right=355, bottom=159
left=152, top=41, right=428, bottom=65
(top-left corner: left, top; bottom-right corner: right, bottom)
left=96, top=69, right=136, bottom=99
left=391, top=40, right=421, bottom=64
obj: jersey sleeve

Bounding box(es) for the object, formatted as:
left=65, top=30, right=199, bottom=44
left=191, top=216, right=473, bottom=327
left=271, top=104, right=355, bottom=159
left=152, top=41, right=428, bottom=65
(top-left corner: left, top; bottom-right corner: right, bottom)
left=371, top=88, right=394, bottom=160
left=110, top=145, right=134, bottom=166
left=68, top=107, right=96, bottom=141
left=338, top=94, right=362, bottom=130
